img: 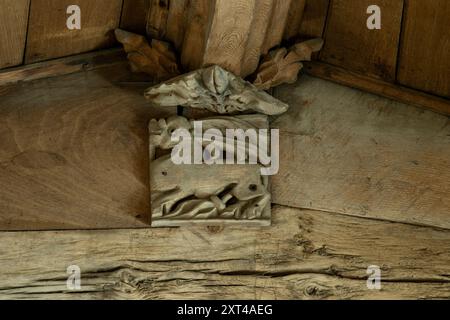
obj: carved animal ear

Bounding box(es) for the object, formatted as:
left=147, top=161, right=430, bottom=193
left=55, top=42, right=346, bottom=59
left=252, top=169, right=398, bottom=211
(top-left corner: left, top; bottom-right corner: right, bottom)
left=149, top=119, right=162, bottom=134
left=158, top=119, right=167, bottom=130
left=202, top=65, right=229, bottom=95
left=166, top=116, right=192, bottom=130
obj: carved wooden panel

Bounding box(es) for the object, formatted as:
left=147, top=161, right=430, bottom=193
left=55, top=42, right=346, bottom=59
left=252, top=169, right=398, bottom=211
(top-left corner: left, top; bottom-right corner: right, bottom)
left=149, top=114, right=271, bottom=227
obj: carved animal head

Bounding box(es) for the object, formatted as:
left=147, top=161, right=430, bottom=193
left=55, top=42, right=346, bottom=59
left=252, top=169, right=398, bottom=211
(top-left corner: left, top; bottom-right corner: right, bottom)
left=149, top=116, right=192, bottom=150
left=201, top=65, right=230, bottom=95
left=150, top=154, right=180, bottom=192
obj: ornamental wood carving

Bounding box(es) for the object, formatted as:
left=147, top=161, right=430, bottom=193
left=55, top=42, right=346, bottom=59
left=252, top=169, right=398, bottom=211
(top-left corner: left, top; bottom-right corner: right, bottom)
left=144, top=65, right=289, bottom=115
left=149, top=114, right=271, bottom=227
left=115, top=28, right=179, bottom=81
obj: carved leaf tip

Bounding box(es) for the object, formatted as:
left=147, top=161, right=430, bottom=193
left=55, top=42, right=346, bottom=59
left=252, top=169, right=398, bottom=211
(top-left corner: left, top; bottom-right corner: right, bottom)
left=253, top=38, right=324, bottom=90
left=115, top=28, right=180, bottom=82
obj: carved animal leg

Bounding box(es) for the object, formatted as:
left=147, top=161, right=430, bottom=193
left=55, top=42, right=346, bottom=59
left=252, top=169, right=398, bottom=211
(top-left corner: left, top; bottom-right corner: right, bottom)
left=152, top=189, right=186, bottom=216
left=210, top=195, right=226, bottom=212
left=243, top=191, right=271, bottom=219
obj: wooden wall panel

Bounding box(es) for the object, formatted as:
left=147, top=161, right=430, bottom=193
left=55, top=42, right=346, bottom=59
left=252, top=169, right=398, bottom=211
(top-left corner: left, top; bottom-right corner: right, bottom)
left=299, top=0, right=330, bottom=39
left=0, top=0, right=30, bottom=69
left=320, top=0, right=404, bottom=81
left=273, top=76, right=450, bottom=230
left=0, top=64, right=176, bottom=230
left=283, top=0, right=306, bottom=41
left=120, top=0, right=151, bottom=34
left=25, top=0, right=123, bottom=63
left=398, top=0, right=450, bottom=98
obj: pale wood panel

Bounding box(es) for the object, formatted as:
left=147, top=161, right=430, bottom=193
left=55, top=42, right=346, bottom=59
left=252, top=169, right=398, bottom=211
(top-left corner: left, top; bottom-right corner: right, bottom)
left=0, top=206, right=448, bottom=299
left=203, top=0, right=257, bottom=76
left=0, top=0, right=30, bottom=69
left=320, top=0, right=404, bottom=81
left=120, top=0, right=151, bottom=34
left=398, top=0, right=450, bottom=98
left=0, top=63, right=175, bottom=230
left=25, top=0, right=123, bottom=63
left=241, top=0, right=274, bottom=77
left=273, top=76, right=450, bottom=230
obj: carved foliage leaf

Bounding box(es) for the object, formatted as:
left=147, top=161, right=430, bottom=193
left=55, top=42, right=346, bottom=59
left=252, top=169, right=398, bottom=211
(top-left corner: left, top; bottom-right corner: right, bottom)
left=115, top=28, right=180, bottom=81
left=253, top=38, right=324, bottom=90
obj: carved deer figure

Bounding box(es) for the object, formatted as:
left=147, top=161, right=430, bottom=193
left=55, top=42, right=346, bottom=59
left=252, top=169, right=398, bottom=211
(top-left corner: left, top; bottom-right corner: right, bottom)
left=150, top=154, right=270, bottom=219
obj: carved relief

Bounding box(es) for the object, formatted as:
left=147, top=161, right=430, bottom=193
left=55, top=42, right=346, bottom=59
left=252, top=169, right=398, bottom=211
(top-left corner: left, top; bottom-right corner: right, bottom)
left=149, top=115, right=271, bottom=227
left=253, top=39, right=324, bottom=90
left=115, top=29, right=180, bottom=81
left=144, top=65, right=289, bottom=115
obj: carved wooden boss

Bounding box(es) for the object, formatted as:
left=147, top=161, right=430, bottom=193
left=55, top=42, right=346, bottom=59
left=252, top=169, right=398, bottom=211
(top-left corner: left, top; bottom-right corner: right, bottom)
left=146, top=66, right=288, bottom=227
left=115, top=0, right=323, bottom=226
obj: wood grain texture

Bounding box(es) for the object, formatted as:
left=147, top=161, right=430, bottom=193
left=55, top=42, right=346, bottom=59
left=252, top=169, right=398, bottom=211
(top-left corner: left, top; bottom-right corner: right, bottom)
left=273, top=75, right=450, bottom=230
left=0, top=205, right=448, bottom=299
left=0, top=64, right=176, bottom=230
left=241, top=0, right=274, bottom=77
left=203, top=0, right=257, bottom=76
left=25, top=0, right=123, bottom=63
left=180, top=0, right=213, bottom=72
left=261, top=0, right=292, bottom=54
left=299, top=0, right=330, bottom=39
left=165, top=0, right=189, bottom=51
left=283, top=0, right=306, bottom=41
left=320, top=0, right=404, bottom=81
left=152, top=0, right=293, bottom=77
left=0, top=0, right=30, bottom=69
left=0, top=48, right=126, bottom=86
left=397, top=0, right=450, bottom=98
left=304, top=61, right=450, bottom=116
left=120, top=0, right=151, bottom=34
left=146, top=0, right=169, bottom=39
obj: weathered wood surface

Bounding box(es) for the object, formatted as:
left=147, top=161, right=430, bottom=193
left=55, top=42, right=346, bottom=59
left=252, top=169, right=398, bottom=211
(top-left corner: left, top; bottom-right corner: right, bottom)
left=320, top=0, right=404, bottom=81
left=304, top=62, right=450, bottom=116
left=0, top=48, right=126, bottom=86
left=25, top=0, right=123, bottom=63
left=0, top=0, right=30, bottom=69
left=0, top=206, right=448, bottom=299
left=120, top=0, right=151, bottom=34
left=149, top=0, right=306, bottom=78
left=273, top=75, right=450, bottom=230
left=397, top=0, right=450, bottom=98
left=298, top=0, right=330, bottom=39
left=0, top=64, right=175, bottom=230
